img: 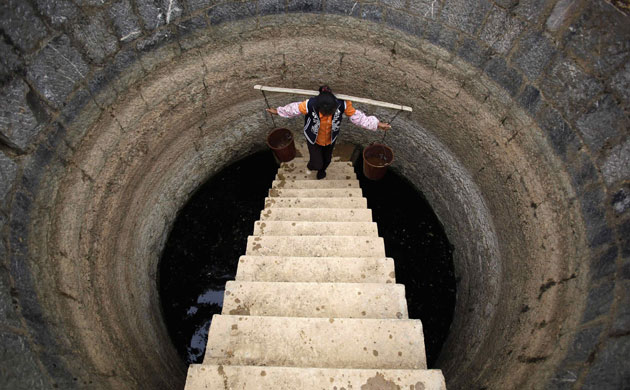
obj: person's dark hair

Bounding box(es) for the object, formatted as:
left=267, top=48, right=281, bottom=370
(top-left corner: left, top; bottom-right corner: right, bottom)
left=316, top=85, right=337, bottom=116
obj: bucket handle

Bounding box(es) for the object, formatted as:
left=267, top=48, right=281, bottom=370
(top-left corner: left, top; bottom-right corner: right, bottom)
left=260, top=89, right=277, bottom=128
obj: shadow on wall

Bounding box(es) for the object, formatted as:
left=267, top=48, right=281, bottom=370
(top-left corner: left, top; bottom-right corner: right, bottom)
left=0, top=0, right=629, bottom=389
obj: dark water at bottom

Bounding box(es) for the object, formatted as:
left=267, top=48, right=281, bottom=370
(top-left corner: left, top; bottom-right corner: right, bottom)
left=159, top=150, right=456, bottom=367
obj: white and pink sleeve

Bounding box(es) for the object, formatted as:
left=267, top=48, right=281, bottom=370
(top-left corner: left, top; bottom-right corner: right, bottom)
left=349, top=110, right=379, bottom=131
left=276, top=102, right=303, bottom=118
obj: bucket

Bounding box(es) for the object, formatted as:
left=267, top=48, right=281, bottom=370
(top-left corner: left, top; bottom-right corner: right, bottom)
left=363, top=143, right=394, bottom=180
left=266, top=128, right=296, bottom=162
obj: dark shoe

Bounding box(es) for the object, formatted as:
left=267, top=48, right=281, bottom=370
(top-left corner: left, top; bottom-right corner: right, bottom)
left=316, top=170, right=326, bottom=180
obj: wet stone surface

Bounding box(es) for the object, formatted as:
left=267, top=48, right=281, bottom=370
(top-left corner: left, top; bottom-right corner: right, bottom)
left=160, top=150, right=455, bottom=367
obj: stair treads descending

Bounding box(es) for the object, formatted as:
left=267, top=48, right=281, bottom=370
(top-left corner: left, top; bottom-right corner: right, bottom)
left=222, top=281, right=408, bottom=319
left=235, top=256, right=396, bottom=283
left=272, top=179, right=360, bottom=189
left=245, top=236, right=386, bottom=257
left=185, top=365, right=447, bottom=390
left=259, top=208, right=372, bottom=222
left=253, top=221, right=379, bottom=236
left=204, top=315, right=427, bottom=369
left=269, top=188, right=363, bottom=198
left=264, top=197, right=368, bottom=209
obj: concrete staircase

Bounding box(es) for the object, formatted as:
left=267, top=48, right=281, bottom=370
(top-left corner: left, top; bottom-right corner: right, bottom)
left=184, top=157, right=446, bottom=390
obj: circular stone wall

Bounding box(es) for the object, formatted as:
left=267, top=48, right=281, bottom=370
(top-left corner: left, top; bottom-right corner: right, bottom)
left=1, top=1, right=628, bottom=389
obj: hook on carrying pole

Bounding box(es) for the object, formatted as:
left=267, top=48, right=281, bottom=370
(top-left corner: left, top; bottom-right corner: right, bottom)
left=381, top=108, right=403, bottom=144
left=261, top=90, right=276, bottom=128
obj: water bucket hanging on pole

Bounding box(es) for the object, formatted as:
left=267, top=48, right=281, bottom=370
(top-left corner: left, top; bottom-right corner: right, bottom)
left=363, top=143, right=394, bottom=180
left=267, top=128, right=296, bottom=162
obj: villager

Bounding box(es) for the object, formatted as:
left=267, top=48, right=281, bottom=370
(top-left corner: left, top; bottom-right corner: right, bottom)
left=266, top=86, right=391, bottom=179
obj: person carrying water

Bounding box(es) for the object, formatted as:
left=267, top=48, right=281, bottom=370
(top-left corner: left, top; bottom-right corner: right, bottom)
left=266, top=86, right=391, bottom=179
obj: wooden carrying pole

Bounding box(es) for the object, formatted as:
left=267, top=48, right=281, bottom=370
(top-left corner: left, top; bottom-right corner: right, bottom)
left=254, top=85, right=412, bottom=112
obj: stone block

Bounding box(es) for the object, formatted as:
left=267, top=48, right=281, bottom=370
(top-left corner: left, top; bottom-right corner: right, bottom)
left=409, top=0, right=441, bottom=19
left=287, top=0, right=323, bottom=13
left=620, top=220, right=630, bottom=259
left=110, top=0, right=143, bottom=42
left=380, top=0, right=406, bottom=10
left=323, top=0, right=358, bottom=16
left=513, top=0, right=551, bottom=24
left=612, top=185, right=630, bottom=215
left=564, top=0, right=630, bottom=76
left=579, top=187, right=614, bottom=248
left=600, top=138, right=630, bottom=186
left=0, top=266, right=21, bottom=328
left=582, top=281, right=615, bottom=324
left=359, top=3, right=383, bottom=22
left=176, top=15, right=209, bottom=49
left=540, top=55, right=604, bottom=120
left=494, top=0, right=519, bottom=8
left=385, top=9, right=424, bottom=37
left=258, top=0, right=286, bottom=15
left=33, top=0, right=80, bottom=27
left=26, top=34, right=89, bottom=110
left=20, top=143, right=53, bottom=196
left=610, top=61, right=630, bottom=104
left=517, top=84, right=541, bottom=115
left=457, top=37, right=492, bottom=68
left=483, top=57, right=522, bottom=97
left=208, top=2, right=256, bottom=24
left=0, top=41, right=22, bottom=74
left=563, top=325, right=602, bottom=365
left=70, top=11, right=119, bottom=64
left=0, top=330, right=51, bottom=389
left=425, top=21, right=459, bottom=51
left=185, top=0, right=217, bottom=13
left=0, top=151, right=18, bottom=207
left=75, top=0, right=110, bottom=6
left=582, top=336, right=630, bottom=389
left=546, top=369, right=580, bottom=390
left=611, top=281, right=630, bottom=336
left=512, top=30, right=556, bottom=82
left=440, top=0, right=492, bottom=35
left=545, top=0, right=578, bottom=32
left=0, top=1, right=48, bottom=53
left=536, top=103, right=578, bottom=160
left=479, top=6, right=526, bottom=54
left=591, top=245, right=618, bottom=282
left=0, top=79, right=48, bottom=151
left=136, top=0, right=163, bottom=30
left=567, top=150, right=597, bottom=192
left=576, top=95, right=629, bottom=156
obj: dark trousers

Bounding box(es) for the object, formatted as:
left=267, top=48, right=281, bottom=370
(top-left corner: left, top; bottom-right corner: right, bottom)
left=307, top=141, right=335, bottom=172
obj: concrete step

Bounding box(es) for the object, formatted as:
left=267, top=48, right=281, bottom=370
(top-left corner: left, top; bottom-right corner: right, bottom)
left=280, top=158, right=349, bottom=169
left=222, top=281, right=408, bottom=319
left=253, top=221, right=378, bottom=236
left=278, top=163, right=355, bottom=174
left=259, top=208, right=372, bottom=222
left=272, top=179, right=360, bottom=189
left=185, top=365, right=446, bottom=390
left=269, top=188, right=363, bottom=198
left=235, top=256, right=396, bottom=283
left=245, top=236, right=385, bottom=257
left=276, top=171, right=356, bottom=181
left=203, top=315, right=427, bottom=369
left=264, top=197, right=367, bottom=209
